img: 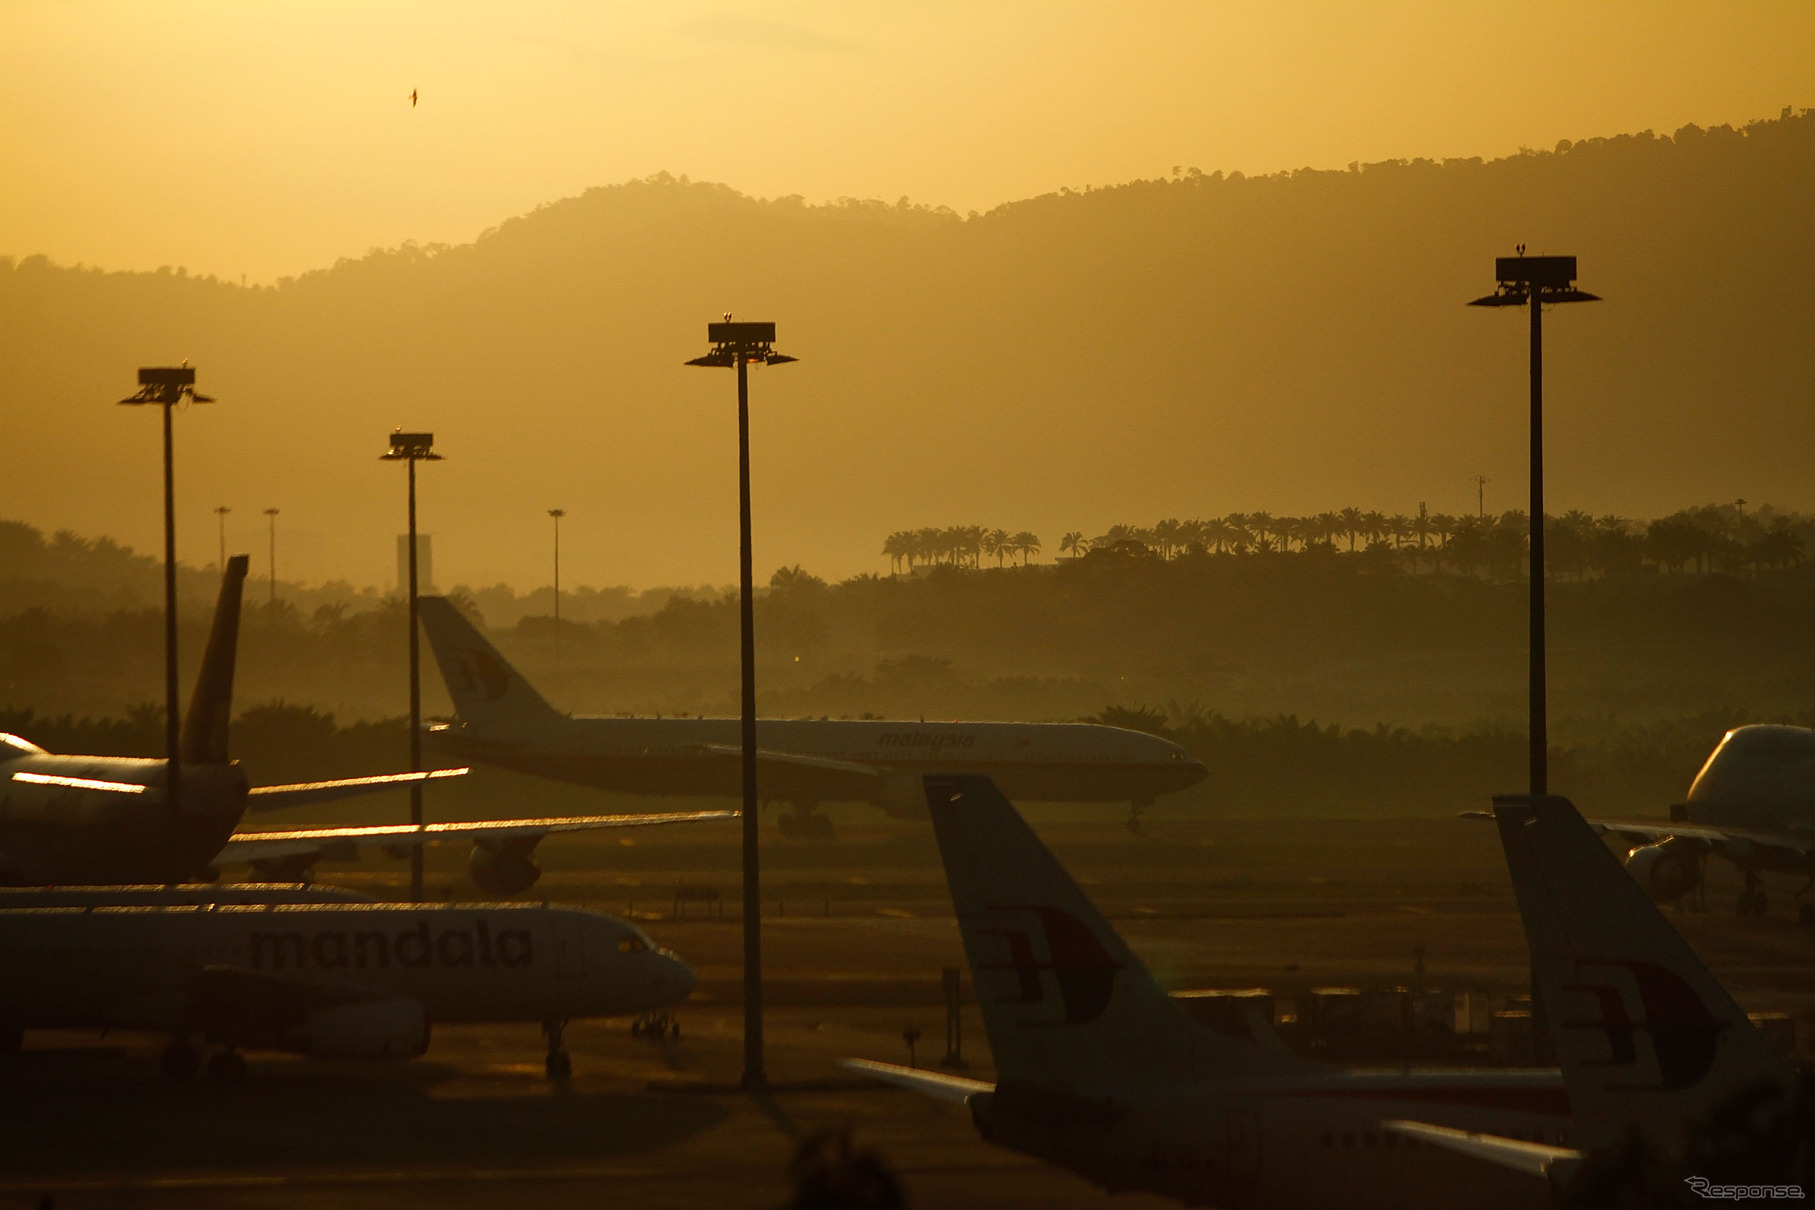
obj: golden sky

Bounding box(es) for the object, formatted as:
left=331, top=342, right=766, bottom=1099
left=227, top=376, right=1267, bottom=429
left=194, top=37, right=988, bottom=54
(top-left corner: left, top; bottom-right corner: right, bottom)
left=5, top=1, right=1812, bottom=283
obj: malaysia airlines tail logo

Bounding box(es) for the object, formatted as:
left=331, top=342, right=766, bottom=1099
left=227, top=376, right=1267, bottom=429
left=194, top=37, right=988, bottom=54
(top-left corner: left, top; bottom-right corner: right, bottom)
left=453, top=647, right=512, bottom=703
left=971, top=905, right=1125, bottom=1026
left=1559, top=958, right=1727, bottom=1091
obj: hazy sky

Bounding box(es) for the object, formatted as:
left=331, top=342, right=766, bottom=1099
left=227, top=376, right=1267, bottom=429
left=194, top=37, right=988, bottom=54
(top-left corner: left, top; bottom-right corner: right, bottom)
left=5, top=1, right=1811, bottom=283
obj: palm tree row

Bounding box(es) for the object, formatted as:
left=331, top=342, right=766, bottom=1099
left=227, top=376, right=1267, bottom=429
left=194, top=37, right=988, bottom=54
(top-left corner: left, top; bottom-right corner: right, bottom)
left=882, top=527, right=1042, bottom=572
left=883, top=502, right=1810, bottom=580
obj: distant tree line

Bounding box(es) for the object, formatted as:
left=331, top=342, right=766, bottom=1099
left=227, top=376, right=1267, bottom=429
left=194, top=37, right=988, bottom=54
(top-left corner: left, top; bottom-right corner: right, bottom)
left=886, top=502, right=1810, bottom=581
left=881, top=526, right=1042, bottom=572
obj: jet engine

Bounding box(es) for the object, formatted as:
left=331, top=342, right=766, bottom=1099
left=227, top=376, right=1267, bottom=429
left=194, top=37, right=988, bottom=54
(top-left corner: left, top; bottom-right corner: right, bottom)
left=468, top=837, right=542, bottom=895
left=298, top=999, right=429, bottom=1061
left=1625, top=837, right=1704, bottom=902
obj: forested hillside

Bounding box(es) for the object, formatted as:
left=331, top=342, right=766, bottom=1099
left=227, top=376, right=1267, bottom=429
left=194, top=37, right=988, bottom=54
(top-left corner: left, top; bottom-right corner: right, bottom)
left=4, top=112, right=1812, bottom=589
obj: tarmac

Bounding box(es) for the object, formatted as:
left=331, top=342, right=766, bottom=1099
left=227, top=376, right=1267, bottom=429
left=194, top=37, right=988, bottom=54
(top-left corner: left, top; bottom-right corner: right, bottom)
left=3, top=809, right=1811, bottom=1209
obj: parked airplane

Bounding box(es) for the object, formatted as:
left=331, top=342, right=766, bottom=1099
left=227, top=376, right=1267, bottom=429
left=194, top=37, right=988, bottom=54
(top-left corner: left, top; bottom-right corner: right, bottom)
left=0, top=900, right=693, bottom=1081
left=1387, top=794, right=1804, bottom=1199
left=843, top=774, right=1573, bottom=1209
left=0, top=557, right=730, bottom=890
left=1565, top=725, right=1815, bottom=921
left=417, top=595, right=1207, bottom=836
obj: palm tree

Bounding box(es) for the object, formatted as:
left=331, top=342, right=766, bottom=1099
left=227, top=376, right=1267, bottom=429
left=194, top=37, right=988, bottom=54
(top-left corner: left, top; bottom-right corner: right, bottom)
left=1387, top=514, right=1412, bottom=550
left=1060, top=531, right=1086, bottom=560
left=1011, top=531, right=1040, bottom=565
left=1337, top=507, right=1364, bottom=552
left=881, top=531, right=911, bottom=574
left=1248, top=512, right=1275, bottom=553
left=1152, top=518, right=1182, bottom=560
left=983, top=528, right=1009, bottom=567
left=1361, top=511, right=1387, bottom=550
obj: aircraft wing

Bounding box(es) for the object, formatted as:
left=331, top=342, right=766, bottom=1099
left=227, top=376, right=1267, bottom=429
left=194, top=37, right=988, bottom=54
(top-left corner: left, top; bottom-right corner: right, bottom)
left=1381, top=1120, right=1579, bottom=1181
left=839, top=1058, right=995, bottom=1105
left=246, top=767, right=470, bottom=811
left=1575, top=819, right=1815, bottom=856
left=215, top=809, right=736, bottom=870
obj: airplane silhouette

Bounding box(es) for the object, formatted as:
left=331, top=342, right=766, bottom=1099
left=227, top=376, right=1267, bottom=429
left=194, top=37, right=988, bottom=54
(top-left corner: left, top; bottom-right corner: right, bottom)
left=410, top=89, right=418, bottom=108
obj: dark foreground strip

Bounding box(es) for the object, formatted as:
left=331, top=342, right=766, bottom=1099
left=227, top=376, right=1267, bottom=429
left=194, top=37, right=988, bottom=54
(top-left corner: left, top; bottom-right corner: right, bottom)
left=0, top=1166, right=664, bottom=1194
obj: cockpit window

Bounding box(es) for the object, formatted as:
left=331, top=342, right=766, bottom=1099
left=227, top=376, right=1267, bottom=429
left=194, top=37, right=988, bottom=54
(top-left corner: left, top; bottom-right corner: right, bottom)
left=0, top=733, right=46, bottom=757
left=617, top=935, right=650, bottom=954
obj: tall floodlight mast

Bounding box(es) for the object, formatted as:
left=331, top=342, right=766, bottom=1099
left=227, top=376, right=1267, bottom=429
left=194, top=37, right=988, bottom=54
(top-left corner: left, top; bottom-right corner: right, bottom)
left=1469, top=253, right=1599, bottom=795
left=685, top=320, right=797, bottom=1091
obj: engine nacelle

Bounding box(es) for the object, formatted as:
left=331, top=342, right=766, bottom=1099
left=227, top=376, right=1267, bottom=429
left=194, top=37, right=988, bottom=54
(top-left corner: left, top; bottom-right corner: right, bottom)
left=1625, top=838, right=1704, bottom=902
left=298, top=999, right=429, bottom=1061
left=468, top=837, right=542, bottom=895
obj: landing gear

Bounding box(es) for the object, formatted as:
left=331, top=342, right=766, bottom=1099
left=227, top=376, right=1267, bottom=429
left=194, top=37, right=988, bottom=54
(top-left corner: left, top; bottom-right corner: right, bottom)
left=204, top=1049, right=248, bottom=1084
left=1737, top=874, right=1769, bottom=916
left=632, top=1010, right=680, bottom=1041
left=778, top=807, right=835, bottom=840
left=160, top=1040, right=201, bottom=1082
left=543, top=1019, right=571, bottom=1080
left=1127, top=798, right=1152, bottom=836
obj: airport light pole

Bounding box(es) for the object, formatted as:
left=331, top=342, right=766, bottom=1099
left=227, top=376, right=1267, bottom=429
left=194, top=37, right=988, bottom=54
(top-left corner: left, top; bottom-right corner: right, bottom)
left=213, top=506, right=231, bottom=571
left=548, top=509, right=565, bottom=668
left=1469, top=253, right=1598, bottom=796
left=119, top=366, right=215, bottom=816
left=263, top=508, right=279, bottom=610
left=382, top=430, right=442, bottom=901
left=686, top=320, right=797, bottom=1091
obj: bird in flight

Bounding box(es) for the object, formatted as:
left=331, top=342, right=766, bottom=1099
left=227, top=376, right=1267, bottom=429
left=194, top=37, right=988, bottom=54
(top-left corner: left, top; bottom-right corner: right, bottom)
left=410, top=89, right=418, bottom=108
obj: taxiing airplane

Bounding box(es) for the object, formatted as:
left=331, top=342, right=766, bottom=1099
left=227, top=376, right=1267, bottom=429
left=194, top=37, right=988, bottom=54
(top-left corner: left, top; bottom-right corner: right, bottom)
left=1566, top=725, right=1815, bottom=922
left=418, top=595, right=1208, bottom=836
left=843, top=774, right=1574, bottom=1209
left=1387, top=794, right=1804, bottom=1200
left=0, top=900, right=694, bottom=1081
left=0, top=556, right=731, bottom=890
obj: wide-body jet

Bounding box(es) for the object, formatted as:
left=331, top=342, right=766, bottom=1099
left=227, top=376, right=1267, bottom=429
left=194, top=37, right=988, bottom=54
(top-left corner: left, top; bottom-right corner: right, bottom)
left=418, top=595, right=1207, bottom=836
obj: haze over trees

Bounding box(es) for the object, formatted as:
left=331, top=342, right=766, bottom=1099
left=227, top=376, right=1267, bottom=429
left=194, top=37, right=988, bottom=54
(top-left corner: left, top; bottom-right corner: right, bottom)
left=3, top=111, right=1812, bottom=590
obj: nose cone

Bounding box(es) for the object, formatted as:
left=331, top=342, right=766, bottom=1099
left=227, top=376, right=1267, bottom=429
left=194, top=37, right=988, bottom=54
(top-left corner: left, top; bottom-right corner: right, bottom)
left=658, top=950, right=697, bottom=1004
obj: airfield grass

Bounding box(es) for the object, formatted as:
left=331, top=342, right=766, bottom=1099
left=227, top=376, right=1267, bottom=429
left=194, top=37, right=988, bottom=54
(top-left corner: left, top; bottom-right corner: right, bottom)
left=3, top=807, right=1812, bottom=1209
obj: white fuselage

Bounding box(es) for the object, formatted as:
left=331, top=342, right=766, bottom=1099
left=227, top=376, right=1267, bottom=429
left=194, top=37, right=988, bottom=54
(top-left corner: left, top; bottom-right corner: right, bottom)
left=0, top=902, right=693, bottom=1031
left=429, top=717, right=1207, bottom=814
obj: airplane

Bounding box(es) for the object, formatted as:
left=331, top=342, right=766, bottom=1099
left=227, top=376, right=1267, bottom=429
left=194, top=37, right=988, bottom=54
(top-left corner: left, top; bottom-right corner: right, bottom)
left=416, top=595, right=1208, bottom=837
left=1513, top=724, right=1815, bottom=923
left=0, top=899, right=695, bottom=1082
left=0, top=556, right=731, bottom=891
left=1385, top=794, right=1805, bottom=1200
left=842, top=774, right=1577, bottom=1209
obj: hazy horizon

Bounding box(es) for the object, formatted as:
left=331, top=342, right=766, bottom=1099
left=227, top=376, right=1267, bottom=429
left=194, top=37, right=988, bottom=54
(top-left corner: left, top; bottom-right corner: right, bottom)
left=5, top=2, right=1811, bottom=283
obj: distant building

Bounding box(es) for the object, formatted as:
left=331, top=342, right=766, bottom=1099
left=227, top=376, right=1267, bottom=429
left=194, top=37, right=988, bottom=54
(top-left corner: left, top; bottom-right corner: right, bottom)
left=396, top=534, right=435, bottom=594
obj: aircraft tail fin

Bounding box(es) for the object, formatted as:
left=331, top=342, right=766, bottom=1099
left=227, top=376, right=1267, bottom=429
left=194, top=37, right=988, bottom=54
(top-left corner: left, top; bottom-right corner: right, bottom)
left=180, top=554, right=247, bottom=764
left=923, top=774, right=1310, bottom=1090
left=1493, top=795, right=1795, bottom=1153
left=416, top=596, right=562, bottom=727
